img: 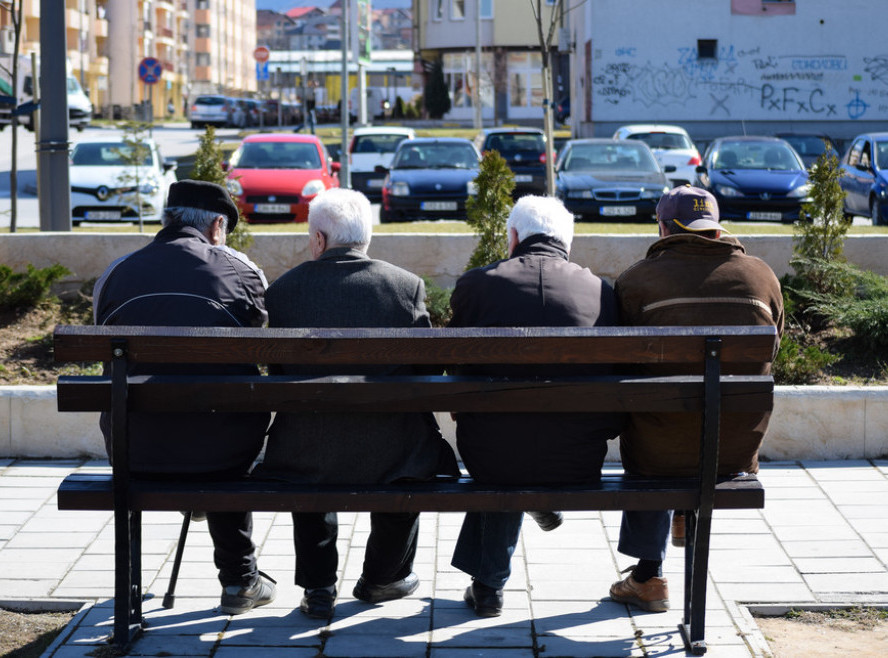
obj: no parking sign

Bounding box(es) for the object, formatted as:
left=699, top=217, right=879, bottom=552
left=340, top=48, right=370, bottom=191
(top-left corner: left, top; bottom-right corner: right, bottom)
left=138, top=57, right=162, bottom=85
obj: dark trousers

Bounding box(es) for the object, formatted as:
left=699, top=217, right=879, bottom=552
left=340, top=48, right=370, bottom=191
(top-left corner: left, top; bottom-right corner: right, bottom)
left=293, top=511, right=419, bottom=589
left=207, top=511, right=258, bottom=587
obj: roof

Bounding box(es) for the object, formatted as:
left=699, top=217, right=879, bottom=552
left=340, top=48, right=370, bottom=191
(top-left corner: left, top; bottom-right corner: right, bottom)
left=242, top=133, right=323, bottom=144
left=353, top=127, right=416, bottom=137
left=615, top=124, right=691, bottom=135
left=479, top=127, right=544, bottom=135
left=287, top=7, right=319, bottom=19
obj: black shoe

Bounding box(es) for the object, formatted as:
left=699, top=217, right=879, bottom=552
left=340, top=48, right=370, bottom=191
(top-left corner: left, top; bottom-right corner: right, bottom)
left=464, top=580, right=503, bottom=617
left=528, top=510, right=563, bottom=532
left=353, top=572, right=419, bottom=603
left=300, top=587, right=336, bottom=619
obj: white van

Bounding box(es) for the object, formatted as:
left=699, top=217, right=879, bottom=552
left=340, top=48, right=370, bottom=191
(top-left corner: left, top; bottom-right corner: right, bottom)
left=19, top=72, right=93, bottom=131
left=348, top=126, right=415, bottom=200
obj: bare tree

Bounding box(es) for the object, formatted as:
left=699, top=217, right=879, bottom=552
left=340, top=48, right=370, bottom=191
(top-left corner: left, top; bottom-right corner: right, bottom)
left=528, top=0, right=584, bottom=195
left=0, top=0, right=24, bottom=232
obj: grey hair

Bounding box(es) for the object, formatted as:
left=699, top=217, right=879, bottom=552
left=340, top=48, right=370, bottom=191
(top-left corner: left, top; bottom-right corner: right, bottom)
left=162, top=206, right=227, bottom=234
left=506, top=195, right=574, bottom=249
left=308, top=188, right=372, bottom=251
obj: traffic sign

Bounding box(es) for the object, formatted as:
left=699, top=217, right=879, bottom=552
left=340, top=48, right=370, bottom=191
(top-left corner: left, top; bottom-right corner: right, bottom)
left=256, top=61, right=269, bottom=81
left=254, top=46, right=270, bottom=63
left=138, top=57, right=163, bottom=85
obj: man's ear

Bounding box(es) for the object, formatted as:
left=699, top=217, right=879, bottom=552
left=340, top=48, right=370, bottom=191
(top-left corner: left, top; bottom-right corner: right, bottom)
left=507, top=227, right=519, bottom=256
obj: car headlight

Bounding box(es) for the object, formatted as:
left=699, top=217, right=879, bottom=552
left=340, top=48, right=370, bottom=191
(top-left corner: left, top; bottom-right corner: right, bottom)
left=391, top=181, right=410, bottom=196
left=566, top=189, right=593, bottom=199
left=787, top=183, right=812, bottom=198
left=301, top=179, right=327, bottom=197
left=640, top=187, right=669, bottom=199
left=715, top=184, right=742, bottom=198
left=878, top=182, right=888, bottom=198
left=139, top=180, right=159, bottom=195
left=467, top=179, right=478, bottom=195
left=226, top=179, right=243, bottom=196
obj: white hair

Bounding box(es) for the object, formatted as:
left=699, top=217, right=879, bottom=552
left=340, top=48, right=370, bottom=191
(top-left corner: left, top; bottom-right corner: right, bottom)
left=506, top=195, right=574, bottom=249
left=308, top=188, right=372, bottom=251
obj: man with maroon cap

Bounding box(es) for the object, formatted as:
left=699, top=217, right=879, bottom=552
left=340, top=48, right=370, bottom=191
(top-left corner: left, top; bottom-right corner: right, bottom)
left=609, top=185, right=783, bottom=613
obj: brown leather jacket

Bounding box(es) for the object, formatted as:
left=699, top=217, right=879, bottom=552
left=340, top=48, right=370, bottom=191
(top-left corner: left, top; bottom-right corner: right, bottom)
left=615, top=233, right=784, bottom=476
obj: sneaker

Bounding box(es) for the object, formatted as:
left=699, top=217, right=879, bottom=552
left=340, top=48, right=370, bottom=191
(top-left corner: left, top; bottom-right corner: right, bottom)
left=527, top=511, right=564, bottom=532
left=609, top=569, right=669, bottom=613
left=671, top=513, right=686, bottom=548
left=220, top=571, right=277, bottom=615
left=353, top=572, right=419, bottom=604
left=300, top=587, right=337, bottom=619
left=464, top=580, right=503, bottom=617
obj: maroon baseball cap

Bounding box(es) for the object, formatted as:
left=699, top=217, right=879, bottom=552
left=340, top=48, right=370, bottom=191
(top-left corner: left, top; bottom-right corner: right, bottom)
left=656, top=185, right=721, bottom=232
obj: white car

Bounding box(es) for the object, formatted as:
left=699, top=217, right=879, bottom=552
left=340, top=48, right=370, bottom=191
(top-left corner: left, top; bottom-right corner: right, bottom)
left=69, top=138, right=178, bottom=226
left=348, top=126, right=416, bottom=200
left=612, top=124, right=701, bottom=186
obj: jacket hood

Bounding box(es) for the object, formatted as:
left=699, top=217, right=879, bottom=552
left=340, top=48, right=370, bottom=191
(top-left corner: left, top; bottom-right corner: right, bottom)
left=645, top=233, right=747, bottom=260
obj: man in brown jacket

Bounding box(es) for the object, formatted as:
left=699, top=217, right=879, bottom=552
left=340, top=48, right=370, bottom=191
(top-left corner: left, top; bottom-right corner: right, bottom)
left=610, top=185, right=783, bottom=613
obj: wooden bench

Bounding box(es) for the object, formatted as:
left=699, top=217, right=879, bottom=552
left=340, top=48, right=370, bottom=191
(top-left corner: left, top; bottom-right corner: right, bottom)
left=54, top=324, right=777, bottom=655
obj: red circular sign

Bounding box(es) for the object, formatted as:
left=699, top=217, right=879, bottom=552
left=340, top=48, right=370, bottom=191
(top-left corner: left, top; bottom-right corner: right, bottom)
left=254, top=47, right=270, bottom=63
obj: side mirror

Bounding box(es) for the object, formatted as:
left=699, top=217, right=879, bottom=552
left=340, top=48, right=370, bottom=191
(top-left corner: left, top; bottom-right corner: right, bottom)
left=331, top=161, right=341, bottom=173
left=695, top=165, right=708, bottom=174
left=374, top=164, right=389, bottom=174
left=163, top=159, right=178, bottom=173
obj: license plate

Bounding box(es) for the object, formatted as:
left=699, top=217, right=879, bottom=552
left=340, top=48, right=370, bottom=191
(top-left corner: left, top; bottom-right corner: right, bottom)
left=514, top=175, right=533, bottom=183
left=600, top=205, right=635, bottom=217
left=84, top=210, right=122, bottom=220
left=367, top=179, right=384, bottom=188
left=254, top=203, right=291, bottom=213
left=747, top=211, right=782, bottom=221
left=421, top=201, right=457, bottom=211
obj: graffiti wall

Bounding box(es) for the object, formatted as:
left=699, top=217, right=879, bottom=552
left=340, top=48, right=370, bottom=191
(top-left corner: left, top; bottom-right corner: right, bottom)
left=584, top=1, right=887, bottom=127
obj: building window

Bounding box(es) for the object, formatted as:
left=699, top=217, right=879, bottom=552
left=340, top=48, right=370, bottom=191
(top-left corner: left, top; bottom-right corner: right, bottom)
left=196, top=0, right=209, bottom=9
left=451, top=0, right=465, bottom=20
left=481, top=0, right=493, bottom=19
left=196, top=24, right=210, bottom=38
left=196, top=53, right=211, bottom=66
left=697, top=39, right=717, bottom=60
left=432, top=0, right=443, bottom=20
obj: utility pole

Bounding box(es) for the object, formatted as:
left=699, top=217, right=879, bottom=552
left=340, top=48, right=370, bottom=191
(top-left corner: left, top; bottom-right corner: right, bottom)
left=473, top=0, right=482, bottom=130
left=340, top=0, right=351, bottom=188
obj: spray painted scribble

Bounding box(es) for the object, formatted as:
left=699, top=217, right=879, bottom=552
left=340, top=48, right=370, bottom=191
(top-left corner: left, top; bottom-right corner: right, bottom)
left=864, top=56, right=888, bottom=86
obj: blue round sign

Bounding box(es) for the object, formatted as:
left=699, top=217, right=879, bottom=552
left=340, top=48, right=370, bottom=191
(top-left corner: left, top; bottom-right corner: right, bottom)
left=138, top=57, right=163, bottom=85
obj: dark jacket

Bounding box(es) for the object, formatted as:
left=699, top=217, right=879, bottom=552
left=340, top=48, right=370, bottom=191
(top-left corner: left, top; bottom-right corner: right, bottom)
left=93, top=224, right=270, bottom=475
left=259, top=247, right=459, bottom=484
left=449, top=235, right=623, bottom=485
left=615, top=233, right=784, bottom=476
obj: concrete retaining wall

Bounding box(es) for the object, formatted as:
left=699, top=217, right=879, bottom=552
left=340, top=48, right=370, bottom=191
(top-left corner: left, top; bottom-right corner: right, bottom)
left=4, top=386, right=887, bottom=462
left=3, top=232, right=888, bottom=290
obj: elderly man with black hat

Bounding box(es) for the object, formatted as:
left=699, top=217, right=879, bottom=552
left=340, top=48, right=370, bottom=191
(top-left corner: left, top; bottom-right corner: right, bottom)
left=93, top=180, right=276, bottom=616
left=609, top=185, right=783, bottom=614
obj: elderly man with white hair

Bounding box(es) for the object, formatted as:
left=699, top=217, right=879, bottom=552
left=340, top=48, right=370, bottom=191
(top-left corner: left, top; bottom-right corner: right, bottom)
left=449, top=195, right=624, bottom=617
left=259, top=188, right=459, bottom=620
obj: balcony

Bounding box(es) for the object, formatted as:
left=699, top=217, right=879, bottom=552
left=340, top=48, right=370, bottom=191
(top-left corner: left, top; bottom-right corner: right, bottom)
left=93, top=16, right=108, bottom=38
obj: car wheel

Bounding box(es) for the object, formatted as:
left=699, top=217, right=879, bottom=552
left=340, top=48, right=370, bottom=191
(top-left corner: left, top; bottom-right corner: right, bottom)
left=871, top=197, right=885, bottom=226
left=71, top=220, right=82, bottom=227
left=379, top=207, right=392, bottom=223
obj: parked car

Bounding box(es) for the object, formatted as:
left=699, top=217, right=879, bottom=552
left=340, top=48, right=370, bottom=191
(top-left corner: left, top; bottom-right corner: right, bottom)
left=225, top=133, right=339, bottom=223
left=554, top=95, right=570, bottom=123
left=612, top=124, right=701, bottom=186
left=189, top=94, right=234, bottom=128
left=694, top=136, right=810, bottom=223
left=838, top=132, right=888, bottom=225
left=69, top=138, right=178, bottom=226
left=554, top=138, right=671, bottom=221
left=380, top=137, right=481, bottom=223
left=231, top=98, right=263, bottom=128
left=774, top=132, right=839, bottom=170
left=474, top=127, right=547, bottom=198
left=348, top=127, right=416, bottom=201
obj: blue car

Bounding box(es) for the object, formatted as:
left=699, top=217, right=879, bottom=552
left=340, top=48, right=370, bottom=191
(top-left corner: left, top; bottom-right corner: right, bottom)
left=380, top=138, right=480, bottom=223
left=838, top=132, right=888, bottom=225
left=694, top=136, right=810, bottom=223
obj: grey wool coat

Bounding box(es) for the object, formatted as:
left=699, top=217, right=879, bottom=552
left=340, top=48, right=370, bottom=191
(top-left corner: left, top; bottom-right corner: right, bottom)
left=259, top=247, right=459, bottom=484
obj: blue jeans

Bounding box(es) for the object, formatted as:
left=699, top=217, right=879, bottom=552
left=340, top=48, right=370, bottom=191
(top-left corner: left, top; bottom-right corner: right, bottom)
left=617, top=510, right=673, bottom=562
left=451, top=511, right=523, bottom=590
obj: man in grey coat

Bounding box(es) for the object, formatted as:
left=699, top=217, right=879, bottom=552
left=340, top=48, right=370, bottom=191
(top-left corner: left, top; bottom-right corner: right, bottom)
left=260, top=188, right=459, bottom=620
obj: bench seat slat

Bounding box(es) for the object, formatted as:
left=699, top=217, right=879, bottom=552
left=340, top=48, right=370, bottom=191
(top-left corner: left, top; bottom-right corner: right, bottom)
left=57, top=375, right=774, bottom=414
left=53, top=325, right=779, bottom=366
left=57, top=473, right=764, bottom=513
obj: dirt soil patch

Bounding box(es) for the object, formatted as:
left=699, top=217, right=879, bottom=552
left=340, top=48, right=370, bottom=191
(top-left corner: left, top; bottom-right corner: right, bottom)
left=756, top=607, right=888, bottom=657
left=0, top=608, right=77, bottom=658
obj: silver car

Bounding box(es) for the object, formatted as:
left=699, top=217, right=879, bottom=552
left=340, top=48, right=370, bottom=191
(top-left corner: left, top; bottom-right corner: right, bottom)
left=189, top=95, right=233, bottom=128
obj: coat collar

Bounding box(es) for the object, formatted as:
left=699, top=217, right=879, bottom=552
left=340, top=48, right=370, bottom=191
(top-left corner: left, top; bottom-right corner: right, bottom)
left=154, top=224, right=210, bottom=245
left=511, top=234, right=569, bottom=260
left=647, top=233, right=746, bottom=259
left=317, top=246, right=370, bottom=262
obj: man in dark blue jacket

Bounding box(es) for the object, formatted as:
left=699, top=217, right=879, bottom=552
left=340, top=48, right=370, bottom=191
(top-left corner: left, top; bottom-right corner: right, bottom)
left=93, top=180, right=275, bottom=616
left=449, top=195, right=623, bottom=616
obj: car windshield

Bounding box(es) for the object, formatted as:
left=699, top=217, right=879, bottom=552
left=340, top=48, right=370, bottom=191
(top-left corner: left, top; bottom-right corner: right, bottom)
left=352, top=134, right=410, bottom=154
left=485, top=133, right=545, bottom=155
left=713, top=141, right=802, bottom=171
left=780, top=135, right=831, bottom=157
left=71, top=143, right=153, bottom=167
left=875, top=141, right=888, bottom=169
left=196, top=96, right=226, bottom=105
left=393, top=143, right=479, bottom=169
left=562, top=143, right=659, bottom=172
left=626, top=132, right=693, bottom=150
left=232, top=142, right=322, bottom=169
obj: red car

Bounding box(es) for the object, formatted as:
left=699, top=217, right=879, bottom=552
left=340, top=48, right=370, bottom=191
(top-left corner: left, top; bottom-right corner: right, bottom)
left=225, top=134, right=339, bottom=223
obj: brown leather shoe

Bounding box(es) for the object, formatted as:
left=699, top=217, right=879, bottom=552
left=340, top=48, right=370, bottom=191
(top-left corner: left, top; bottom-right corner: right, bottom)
left=609, top=571, right=669, bottom=613
left=671, top=512, right=686, bottom=548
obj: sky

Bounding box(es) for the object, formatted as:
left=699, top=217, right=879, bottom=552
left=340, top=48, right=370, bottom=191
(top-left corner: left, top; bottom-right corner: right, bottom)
left=257, top=1, right=411, bottom=11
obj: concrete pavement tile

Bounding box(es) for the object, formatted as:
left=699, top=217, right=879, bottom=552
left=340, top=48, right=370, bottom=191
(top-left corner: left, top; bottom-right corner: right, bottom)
left=701, top=548, right=793, bottom=567
left=780, top=539, right=874, bottom=558
left=803, top=571, right=888, bottom=593
left=3, top=497, right=53, bottom=510
left=537, top=634, right=644, bottom=657
left=434, top=589, right=530, bottom=612
left=873, top=548, right=888, bottom=563
left=711, top=519, right=772, bottom=534
left=761, top=508, right=847, bottom=526
left=20, top=516, right=108, bottom=533
left=708, top=565, right=803, bottom=583
left=327, top=612, right=431, bottom=637
left=323, top=634, right=429, bottom=657
left=60, top=625, right=112, bottom=645
left=216, top=648, right=319, bottom=657
left=802, top=460, right=884, bottom=476
left=6, top=561, right=76, bottom=579
left=123, top=632, right=219, bottom=656
left=430, top=649, right=534, bottom=657
left=430, top=621, right=532, bottom=648
left=716, top=582, right=814, bottom=602
left=526, top=560, right=615, bottom=582
left=521, top=548, right=600, bottom=565
left=793, top=557, right=886, bottom=573
left=764, top=486, right=828, bottom=500
left=772, top=524, right=860, bottom=542
left=534, top=613, right=635, bottom=638
left=51, top=648, right=117, bottom=658
left=0, top=578, right=57, bottom=597
left=710, top=533, right=786, bottom=551
left=219, top=622, right=324, bottom=645
left=0, top=511, right=34, bottom=525
left=528, top=580, right=612, bottom=602
left=858, top=531, right=888, bottom=547
left=0, top=485, right=55, bottom=498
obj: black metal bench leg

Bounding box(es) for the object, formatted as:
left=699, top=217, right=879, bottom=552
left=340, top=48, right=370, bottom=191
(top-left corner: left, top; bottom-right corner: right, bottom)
left=163, top=513, right=192, bottom=609
left=112, top=507, right=144, bottom=650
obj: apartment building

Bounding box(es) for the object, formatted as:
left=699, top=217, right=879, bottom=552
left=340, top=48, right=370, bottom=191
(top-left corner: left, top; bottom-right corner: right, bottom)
left=188, top=0, right=257, bottom=98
